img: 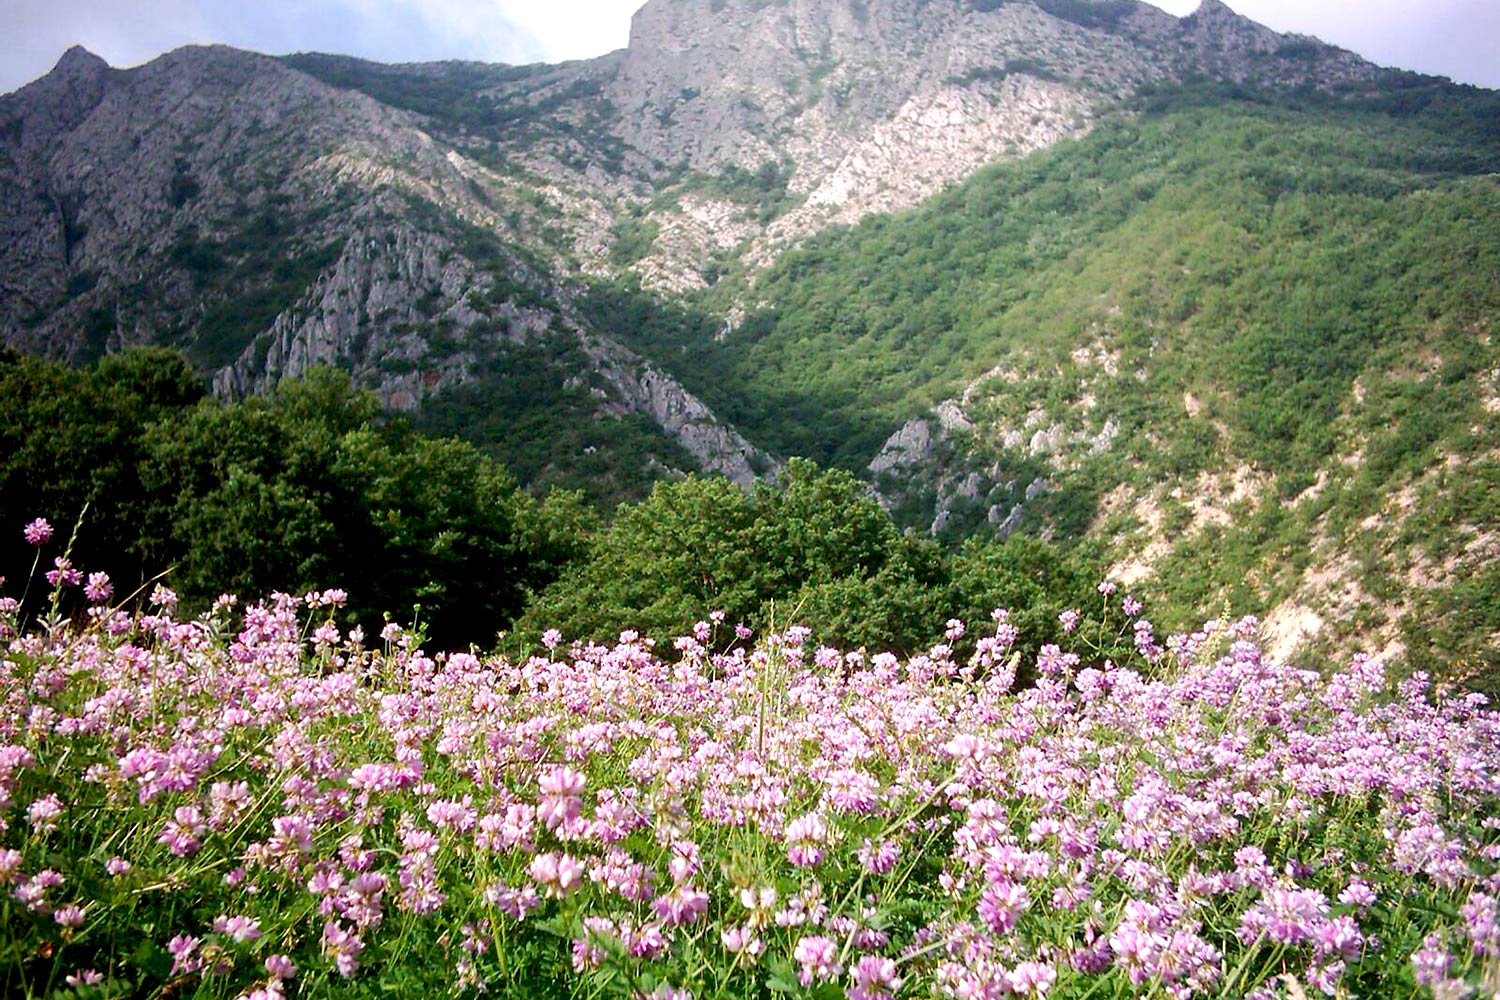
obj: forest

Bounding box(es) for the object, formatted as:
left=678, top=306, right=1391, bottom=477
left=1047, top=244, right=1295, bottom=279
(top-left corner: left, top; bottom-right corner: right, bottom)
left=0, top=347, right=1112, bottom=663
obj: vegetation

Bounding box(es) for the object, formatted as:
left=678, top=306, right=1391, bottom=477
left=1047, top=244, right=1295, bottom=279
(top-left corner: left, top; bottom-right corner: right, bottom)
left=0, top=352, right=584, bottom=649
left=13, top=82, right=1500, bottom=685
left=692, top=95, right=1500, bottom=475
left=5, top=55, right=1500, bottom=1000
left=1, top=350, right=1111, bottom=663
left=281, top=53, right=629, bottom=169
left=517, top=458, right=1106, bottom=668
left=583, top=88, right=1500, bottom=682
left=412, top=333, right=707, bottom=506
left=1, top=556, right=1496, bottom=999
left=671, top=160, right=803, bottom=224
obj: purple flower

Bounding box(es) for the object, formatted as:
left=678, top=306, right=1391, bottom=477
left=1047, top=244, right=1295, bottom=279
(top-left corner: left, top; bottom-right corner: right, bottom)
left=1411, top=933, right=1453, bottom=986
left=849, top=954, right=902, bottom=999
left=1462, top=891, right=1499, bottom=958
left=167, top=935, right=201, bottom=975
left=84, top=572, right=113, bottom=603
left=794, top=935, right=841, bottom=986
left=652, top=883, right=709, bottom=926
left=23, top=518, right=52, bottom=545
left=45, top=557, right=82, bottom=588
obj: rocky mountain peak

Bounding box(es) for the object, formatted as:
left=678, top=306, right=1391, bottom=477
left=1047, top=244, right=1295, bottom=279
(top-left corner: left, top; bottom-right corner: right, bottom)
left=2, top=44, right=113, bottom=156
left=1181, top=0, right=1290, bottom=54
left=51, top=45, right=110, bottom=77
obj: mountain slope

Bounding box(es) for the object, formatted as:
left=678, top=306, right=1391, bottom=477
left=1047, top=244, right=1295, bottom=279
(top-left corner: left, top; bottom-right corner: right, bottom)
left=2, top=0, right=1499, bottom=675
left=0, top=42, right=768, bottom=497
left=681, top=87, right=1500, bottom=673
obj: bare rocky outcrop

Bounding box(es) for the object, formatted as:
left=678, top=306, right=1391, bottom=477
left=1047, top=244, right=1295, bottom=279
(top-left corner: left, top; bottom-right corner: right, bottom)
left=606, top=0, right=1382, bottom=281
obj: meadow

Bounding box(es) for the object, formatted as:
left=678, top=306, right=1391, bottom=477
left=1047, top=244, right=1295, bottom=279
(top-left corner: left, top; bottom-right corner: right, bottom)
left=2, top=517, right=1497, bottom=999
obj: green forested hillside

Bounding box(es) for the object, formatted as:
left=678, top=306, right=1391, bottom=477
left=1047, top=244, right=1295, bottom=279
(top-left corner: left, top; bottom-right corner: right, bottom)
left=590, top=84, right=1500, bottom=683
left=1, top=350, right=1118, bottom=664
left=679, top=89, right=1500, bottom=471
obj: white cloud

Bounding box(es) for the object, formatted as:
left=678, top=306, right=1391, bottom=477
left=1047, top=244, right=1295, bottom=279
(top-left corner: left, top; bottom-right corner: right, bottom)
left=332, top=0, right=546, bottom=62
left=497, top=0, right=636, bottom=62
left=1150, top=0, right=1499, bottom=87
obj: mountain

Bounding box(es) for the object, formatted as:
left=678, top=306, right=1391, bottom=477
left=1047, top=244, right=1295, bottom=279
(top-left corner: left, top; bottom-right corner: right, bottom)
left=3, top=0, right=1499, bottom=674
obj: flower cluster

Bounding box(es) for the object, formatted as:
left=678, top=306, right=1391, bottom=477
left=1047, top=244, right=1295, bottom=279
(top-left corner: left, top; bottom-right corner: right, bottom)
left=0, top=535, right=1496, bottom=998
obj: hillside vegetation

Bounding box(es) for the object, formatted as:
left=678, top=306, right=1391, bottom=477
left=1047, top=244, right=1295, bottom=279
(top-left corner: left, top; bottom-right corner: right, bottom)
left=1, top=565, right=1497, bottom=999
left=0, top=350, right=1120, bottom=666
left=599, top=85, right=1500, bottom=680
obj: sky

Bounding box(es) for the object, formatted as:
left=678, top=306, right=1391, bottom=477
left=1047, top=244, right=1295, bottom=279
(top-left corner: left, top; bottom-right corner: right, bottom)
left=3, top=0, right=1498, bottom=96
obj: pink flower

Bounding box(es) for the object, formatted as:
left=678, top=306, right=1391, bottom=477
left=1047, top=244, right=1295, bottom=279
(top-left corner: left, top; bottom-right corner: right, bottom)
left=530, top=852, right=585, bottom=897
left=264, top=953, right=297, bottom=980
left=652, top=883, right=709, bottom=926
left=84, top=572, right=113, bottom=603
left=793, top=935, right=841, bottom=986
left=426, top=796, right=477, bottom=833
left=539, top=764, right=588, bottom=797
left=27, top=794, right=64, bottom=835
left=212, top=913, right=262, bottom=943
left=849, top=955, right=902, bottom=1000
left=23, top=518, right=52, bottom=545
left=159, top=805, right=207, bottom=857
left=538, top=765, right=586, bottom=830
left=784, top=812, right=829, bottom=867
left=15, top=869, right=64, bottom=912
left=167, top=935, right=201, bottom=975
left=45, top=557, right=82, bottom=588
left=323, top=921, right=364, bottom=978
left=1338, top=878, right=1377, bottom=909
left=721, top=924, right=764, bottom=956
left=858, top=838, right=901, bottom=875
left=978, top=879, right=1031, bottom=934
left=1008, top=960, right=1056, bottom=996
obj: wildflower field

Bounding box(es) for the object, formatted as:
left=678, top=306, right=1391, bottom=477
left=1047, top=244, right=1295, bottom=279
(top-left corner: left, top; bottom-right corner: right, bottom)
left=2, top=521, right=1498, bottom=999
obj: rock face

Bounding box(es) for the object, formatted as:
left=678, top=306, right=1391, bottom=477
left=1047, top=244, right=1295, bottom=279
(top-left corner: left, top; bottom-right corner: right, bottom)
left=605, top=0, right=1380, bottom=285
left=0, top=0, right=1387, bottom=492
left=0, top=41, right=773, bottom=485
